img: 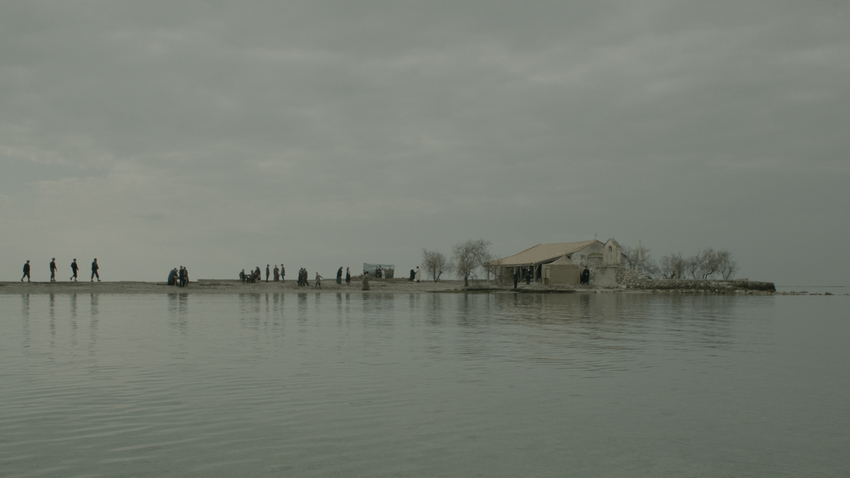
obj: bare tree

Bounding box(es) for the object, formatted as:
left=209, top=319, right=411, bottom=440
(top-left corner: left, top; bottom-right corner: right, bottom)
left=452, top=239, right=493, bottom=287
left=623, top=245, right=659, bottom=277
left=686, top=254, right=701, bottom=279
left=421, top=249, right=452, bottom=282
left=622, top=246, right=641, bottom=270
left=697, top=248, right=721, bottom=279
left=669, top=253, right=687, bottom=279
left=717, top=249, right=738, bottom=279
left=662, top=249, right=737, bottom=280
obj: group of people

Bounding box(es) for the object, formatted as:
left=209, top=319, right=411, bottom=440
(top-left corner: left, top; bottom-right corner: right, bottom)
left=235, top=264, right=353, bottom=288
left=167, top=266, right=190, bottom=287
left=20, top=258, right=99, bottom=282
left=336, top=267, right=351, bottom=285
left=407, top=266, right=421, bottom=283
left=239, top=267, right=262, bottom=283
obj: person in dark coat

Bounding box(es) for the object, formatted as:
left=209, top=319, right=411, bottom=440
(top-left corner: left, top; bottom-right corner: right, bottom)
left=50, top=258, right=57, bottom=282
left=266, top=265, right=270, bottom=282
left=91, top=258, right=100, bottom=282
left=168, top=268, right=179, bottom=286
left=71, top=259, right=79, bottom=281
left=581, top=267, right=590, bottom=285
left=21, top=260, right=31, bottom=282
left=337, top=267, right=343, bottom=285
left=345, top=267, right=351, bottom=285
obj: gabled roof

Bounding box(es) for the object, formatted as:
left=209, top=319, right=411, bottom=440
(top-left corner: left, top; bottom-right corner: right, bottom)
left=491, top=240, right=600, bottom=266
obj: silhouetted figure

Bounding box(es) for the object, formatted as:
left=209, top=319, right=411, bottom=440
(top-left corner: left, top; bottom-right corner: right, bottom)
left=274, top=265, right=280, bottom=281
left=168, top=268, right=179, bottom=286
left=266, top=265, right=270, bottom=282
left=581, top=267, right=590, bottom=285
left=71, top=259, right=79, bottom=281
left=281, top=264, right=285, bottom=282
left=315, top=272, right=323, bottom=288
left=513, top=270, right=518, bottom=289
left=337, top=267, right=343, bottom=285
left=240, top=269, right=246, bottom=283
left=91, top=259, right=100, bottom=282
left=21, top=260, right=31, bottom=282
left=50, top=258, right=57, bottom=282
left=345, top=267, right=351, bottom=285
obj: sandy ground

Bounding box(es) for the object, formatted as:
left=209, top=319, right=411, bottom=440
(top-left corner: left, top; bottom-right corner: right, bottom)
left=0, top=278, right=582, bottom=295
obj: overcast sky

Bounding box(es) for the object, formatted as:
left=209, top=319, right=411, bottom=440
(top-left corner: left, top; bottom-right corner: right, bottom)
left=2, top=1, right=848, bottom=286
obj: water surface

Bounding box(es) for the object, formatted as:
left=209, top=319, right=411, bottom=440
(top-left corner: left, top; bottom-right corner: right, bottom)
left=2, top=292, right=848, bottom=477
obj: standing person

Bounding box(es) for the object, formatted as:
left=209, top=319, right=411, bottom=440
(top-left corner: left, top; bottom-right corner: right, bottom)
left=21, top=260, right=31, bottom=282
left=281, top=264, right=285, bottom=283
left=345, top=267, right=351, bottom=285
left=274, top=265, right=280, bottom=281
left=414, top=266, right=421, bottom=283
left=50, top=258, right=57, bottom=282
left=266, top=265, right=270, bottom=282
left=315, top=272, right=323, bottom=288
left=70, top=259, right=79, bottom=281
left=336, top=267, right=343, bottom=285
left=91, top=258, right=100, bottom=282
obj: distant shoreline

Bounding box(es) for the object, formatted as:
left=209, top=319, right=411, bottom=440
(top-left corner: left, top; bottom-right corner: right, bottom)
left=0, top=278, right=808, bottom=295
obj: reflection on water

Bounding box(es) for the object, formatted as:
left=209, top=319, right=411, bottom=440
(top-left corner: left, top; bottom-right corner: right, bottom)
left=0, top=292, right=847, bottom=477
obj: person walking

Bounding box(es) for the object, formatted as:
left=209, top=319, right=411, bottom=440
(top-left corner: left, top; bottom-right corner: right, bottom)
left=70, top=259, right=79, bottom=281
left=50, top=258, right=57, bottom=282
left=315, top=272, right=323, bottom=288
left=21, top=260, right=31, bottom=282
left=91, top=258, right=100, bottom=282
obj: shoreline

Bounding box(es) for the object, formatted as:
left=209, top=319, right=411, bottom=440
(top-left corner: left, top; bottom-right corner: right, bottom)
left=0, top=279, right=800, bottom=295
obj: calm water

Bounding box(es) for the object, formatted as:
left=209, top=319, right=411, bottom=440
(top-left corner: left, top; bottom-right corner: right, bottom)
left=1, top=292, right=848, bottom=477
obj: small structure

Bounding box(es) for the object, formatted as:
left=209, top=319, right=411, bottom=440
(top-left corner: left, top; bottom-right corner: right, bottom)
left=363, top=263, right=394, bottom=279
left=490, top=239, right=625, bottom=285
